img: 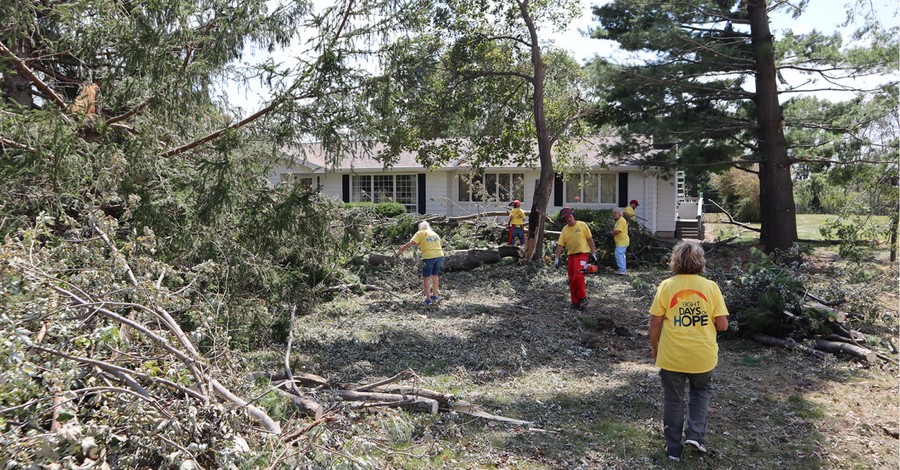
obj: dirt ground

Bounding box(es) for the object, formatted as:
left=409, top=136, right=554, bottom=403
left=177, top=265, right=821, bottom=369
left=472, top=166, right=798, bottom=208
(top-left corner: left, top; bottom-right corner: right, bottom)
left=279, top=236, right=899, bottom=469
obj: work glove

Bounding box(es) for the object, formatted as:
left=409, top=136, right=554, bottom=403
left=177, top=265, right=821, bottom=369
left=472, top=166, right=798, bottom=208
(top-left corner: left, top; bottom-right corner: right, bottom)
left=554, top=256, right=560, bottom=269
left=589, top=253, right=598, bottom=264
left=607, top=230, right=615, bottom=237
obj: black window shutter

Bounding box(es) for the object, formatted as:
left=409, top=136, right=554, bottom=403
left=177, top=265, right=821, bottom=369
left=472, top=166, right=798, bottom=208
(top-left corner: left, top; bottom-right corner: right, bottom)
left=342, top=175, right=350, bottom=202
left=417, top=174, right=426, bottom=214
left=618, top=172, right=628, bottom=207
left=554, top=174, right=563, bottom=207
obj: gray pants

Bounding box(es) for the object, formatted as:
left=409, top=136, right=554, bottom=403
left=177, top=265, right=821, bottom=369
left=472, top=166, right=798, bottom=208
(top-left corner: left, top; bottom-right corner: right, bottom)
left=659, top=369, right=713, bottom=457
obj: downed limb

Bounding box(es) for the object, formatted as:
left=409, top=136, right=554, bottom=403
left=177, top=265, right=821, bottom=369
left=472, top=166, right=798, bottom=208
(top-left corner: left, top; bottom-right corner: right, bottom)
left=751, top=334, right=827, bottom=358
left=277, top=389, right=325, bottom=420
left=451, top=400, right=533, bottom=426
left=707, top=199, right=761, bottom=232
left=329, top=390, right=438, bottom=413
left=353, top=368, right=417, bottom=392
left=814, top=339, right=877, bottom=363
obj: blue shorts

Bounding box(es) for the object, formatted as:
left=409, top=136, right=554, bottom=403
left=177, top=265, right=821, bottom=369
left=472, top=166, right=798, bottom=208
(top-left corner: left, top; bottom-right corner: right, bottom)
left=422, top=257, right=444, bottom=277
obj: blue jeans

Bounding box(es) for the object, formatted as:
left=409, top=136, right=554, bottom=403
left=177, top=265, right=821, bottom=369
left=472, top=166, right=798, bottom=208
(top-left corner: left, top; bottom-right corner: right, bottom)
left=614, top=246, right=627, bottom=273
left=511, top=226, right=525, bottom=245
left=659, top=369, right=713, bottom=458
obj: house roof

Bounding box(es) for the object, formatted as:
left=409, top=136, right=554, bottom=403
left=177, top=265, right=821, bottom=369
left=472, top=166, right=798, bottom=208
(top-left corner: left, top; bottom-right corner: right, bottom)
left=284, top=137, right=653, bottom=173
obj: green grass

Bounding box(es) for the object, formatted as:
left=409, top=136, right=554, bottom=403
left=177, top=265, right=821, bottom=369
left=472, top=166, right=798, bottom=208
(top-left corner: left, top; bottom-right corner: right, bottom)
left=705, top=213, right=892, bottom=242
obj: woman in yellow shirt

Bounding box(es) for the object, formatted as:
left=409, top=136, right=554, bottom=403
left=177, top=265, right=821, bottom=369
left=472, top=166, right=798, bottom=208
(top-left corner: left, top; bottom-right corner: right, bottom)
left=649, top=240, right=729, bottom=461
left=397, top=221, right=445, bottom=305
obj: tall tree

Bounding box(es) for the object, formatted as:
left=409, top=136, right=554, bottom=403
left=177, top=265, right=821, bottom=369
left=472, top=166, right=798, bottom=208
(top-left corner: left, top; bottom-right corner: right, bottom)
left=365, top=0, right=592, bottom=260
left=588, top=0, right=898, bottom=253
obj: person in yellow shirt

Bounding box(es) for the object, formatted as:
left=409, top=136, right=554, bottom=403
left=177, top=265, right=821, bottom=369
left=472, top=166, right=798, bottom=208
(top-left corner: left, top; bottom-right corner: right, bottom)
left=624, top=199, right=639, bottom=222
left=554, top=207, right=598, bottom=310
left=397, top=221, right=445, bottom=305
left=649, top=240, right=729, bottom=462
left=611, top=208, right=629, bottom=275
left=508, top=200, right=527, bottom=246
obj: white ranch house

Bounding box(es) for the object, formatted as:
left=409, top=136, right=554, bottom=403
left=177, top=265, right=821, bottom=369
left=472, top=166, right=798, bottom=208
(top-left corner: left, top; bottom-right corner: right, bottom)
left=269, top=140, right=691, bottom=238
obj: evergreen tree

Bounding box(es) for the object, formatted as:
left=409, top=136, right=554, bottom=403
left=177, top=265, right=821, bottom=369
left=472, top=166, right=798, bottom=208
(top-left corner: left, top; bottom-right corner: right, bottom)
left=588, top=0, right=898, bottom=252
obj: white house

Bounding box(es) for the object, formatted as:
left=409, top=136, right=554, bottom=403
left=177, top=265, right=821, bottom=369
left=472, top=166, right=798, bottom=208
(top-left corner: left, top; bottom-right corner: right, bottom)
left=269, top=139, right=679, bottom=237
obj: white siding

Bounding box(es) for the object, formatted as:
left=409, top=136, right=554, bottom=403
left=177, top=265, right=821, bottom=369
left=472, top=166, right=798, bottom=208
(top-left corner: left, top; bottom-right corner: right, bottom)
left=656, top=171, right=678, bottom=235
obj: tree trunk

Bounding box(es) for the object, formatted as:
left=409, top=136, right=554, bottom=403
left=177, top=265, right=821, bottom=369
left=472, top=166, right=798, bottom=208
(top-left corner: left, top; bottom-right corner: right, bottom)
left=1, top=37, right=34, bottom=108
left=747, top=0, right=798, bottom=253
left=520, top=0, right=552, bottom=262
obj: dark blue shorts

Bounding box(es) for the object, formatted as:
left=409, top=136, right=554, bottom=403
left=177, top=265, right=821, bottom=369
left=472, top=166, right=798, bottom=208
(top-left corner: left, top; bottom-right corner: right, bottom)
left=422, top=257, right=444, bottom=277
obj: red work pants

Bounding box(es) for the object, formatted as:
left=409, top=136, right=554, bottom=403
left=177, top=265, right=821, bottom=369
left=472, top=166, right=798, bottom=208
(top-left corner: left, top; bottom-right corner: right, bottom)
left=566, top=253, right=589, bottom=305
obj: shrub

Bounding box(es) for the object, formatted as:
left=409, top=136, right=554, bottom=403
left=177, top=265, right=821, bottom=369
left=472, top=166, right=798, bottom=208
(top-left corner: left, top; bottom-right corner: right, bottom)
left=710, top=168, right=760, bottom=222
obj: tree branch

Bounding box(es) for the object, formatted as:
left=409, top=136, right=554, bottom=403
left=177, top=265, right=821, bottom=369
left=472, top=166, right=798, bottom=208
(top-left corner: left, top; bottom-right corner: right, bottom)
left=707, top=199, right=761, bottom=232
left=0, top=39, right=69, bottom=113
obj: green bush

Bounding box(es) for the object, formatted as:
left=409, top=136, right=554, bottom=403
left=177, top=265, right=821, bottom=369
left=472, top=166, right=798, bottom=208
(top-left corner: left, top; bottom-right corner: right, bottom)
left=342, top=202, right=408, bottom=218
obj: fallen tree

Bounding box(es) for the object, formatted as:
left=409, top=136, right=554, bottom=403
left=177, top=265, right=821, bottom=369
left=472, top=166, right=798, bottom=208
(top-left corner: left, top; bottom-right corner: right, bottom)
left=369, top=246, right=523, bottom=271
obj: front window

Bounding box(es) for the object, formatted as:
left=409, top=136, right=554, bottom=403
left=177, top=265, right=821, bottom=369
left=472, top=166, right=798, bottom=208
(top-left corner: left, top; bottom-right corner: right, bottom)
left=458, top=172, right=525, bottom=202
left=352, top=174, right=417, bottom=212
left=565, top=173, right=616, bottom=204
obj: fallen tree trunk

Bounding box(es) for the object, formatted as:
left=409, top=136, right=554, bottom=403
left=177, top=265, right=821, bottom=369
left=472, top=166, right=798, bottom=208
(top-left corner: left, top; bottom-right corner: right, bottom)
left=370, top=247, right=522, bottom=271
left=751, top=334, right=827, bottom=358
left=814, top=339, right=877, bottom=363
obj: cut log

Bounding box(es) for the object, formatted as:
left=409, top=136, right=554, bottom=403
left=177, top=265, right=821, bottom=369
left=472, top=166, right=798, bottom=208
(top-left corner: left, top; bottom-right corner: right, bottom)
left=330, top=390, right=438, bottom=413
left=814, top=339, right=877, bottom=363
left=277, top=389, right=325, bottom=420
left=750, top=334, right=827, bottom=358
left=803, top=302, right=847, bottom=323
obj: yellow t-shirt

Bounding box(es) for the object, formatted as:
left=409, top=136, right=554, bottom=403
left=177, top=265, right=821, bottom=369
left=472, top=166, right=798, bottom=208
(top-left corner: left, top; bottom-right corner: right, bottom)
left=613, top=217, right=629, bottom=247
left=509, top=208, right=526, bottom=226
left=558, top=221, right=593, bottom=254
left=624, top=205, right=635, bottom=221
left=411, top=230, right=444, bottom=259
left=650, top=274, right=729, bottom=373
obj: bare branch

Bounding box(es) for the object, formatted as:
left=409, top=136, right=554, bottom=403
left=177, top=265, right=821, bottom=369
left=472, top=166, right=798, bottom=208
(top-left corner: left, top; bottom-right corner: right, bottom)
left=707, top=199, right=761, bottom=232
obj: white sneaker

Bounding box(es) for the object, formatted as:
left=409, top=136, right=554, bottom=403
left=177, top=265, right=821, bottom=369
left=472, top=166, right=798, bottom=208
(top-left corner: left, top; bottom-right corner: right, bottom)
left=667, top=454, right=681, bottom=462
left=685, top=439, right=707, bottom=454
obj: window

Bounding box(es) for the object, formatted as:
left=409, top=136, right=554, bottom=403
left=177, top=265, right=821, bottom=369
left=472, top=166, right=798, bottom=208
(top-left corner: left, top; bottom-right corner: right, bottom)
left=352, top=174, right=418, bottom=212
left=458, top=173, right=525, bottom=202
left=280, top=174, right=314, bottom=190
left=565, top=173, right=617, bottom=205
left=600, top=174, right=617, bottom=204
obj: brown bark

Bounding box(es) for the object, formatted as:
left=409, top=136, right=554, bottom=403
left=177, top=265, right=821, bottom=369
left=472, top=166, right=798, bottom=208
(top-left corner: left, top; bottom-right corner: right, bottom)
left=747, top=0, right=798, bottom=253
left=814, top=339, right=877, bottom=363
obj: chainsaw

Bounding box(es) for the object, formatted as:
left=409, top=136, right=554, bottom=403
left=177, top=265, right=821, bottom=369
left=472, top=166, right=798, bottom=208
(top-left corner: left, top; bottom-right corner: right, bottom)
left=580, top=260, right=604, bottom=274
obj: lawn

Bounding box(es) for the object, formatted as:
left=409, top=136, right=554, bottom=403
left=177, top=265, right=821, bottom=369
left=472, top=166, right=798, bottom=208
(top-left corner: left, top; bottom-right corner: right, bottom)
left=704, top=213, right=893, bottom=242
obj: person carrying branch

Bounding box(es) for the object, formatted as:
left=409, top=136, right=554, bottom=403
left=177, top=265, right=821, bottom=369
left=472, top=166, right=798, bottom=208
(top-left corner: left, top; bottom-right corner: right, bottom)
left=397, top=221, right=445, bottom=305
left=649, top=240, right=729, bottom=462
left=554, top=207, right=598, bottom=310
left=624, top=199, right=639, bottom=222
left=508, top=199, right=527, bottom=246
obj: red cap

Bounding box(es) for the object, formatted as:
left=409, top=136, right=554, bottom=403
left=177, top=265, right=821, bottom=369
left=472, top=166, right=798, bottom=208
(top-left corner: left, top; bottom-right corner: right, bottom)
left=511, top=200, right=521, bottom=207
left=630, top=199, right=639, bottom=206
